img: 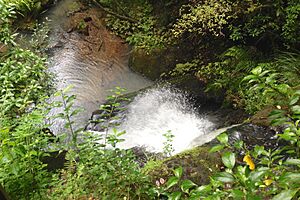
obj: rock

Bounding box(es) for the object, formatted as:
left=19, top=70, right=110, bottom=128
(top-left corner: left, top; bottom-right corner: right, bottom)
left=202, top=123, right=284, bottom=153
left=41, top=150, right=67, bottom=171
left=143, top=146, right=221, bottom=186
left=129, top=47, right=180, bottom=80
left=250, top=106, right=273, bottom=126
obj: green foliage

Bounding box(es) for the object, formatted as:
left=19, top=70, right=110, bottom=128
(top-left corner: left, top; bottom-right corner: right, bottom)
left=242, top=52, right=300, bottom=113
left=0, top=105, right=54, bottom=199
left=46, top=88, right=155, bottom=199
left=100, top=0, right=166, bottom=50
left=3, top=0, right=46, bottom=16
left=172, top=0, right=236, bottom=38
left=0, top=0, right=51, bottom=117
left=282, top=2, right=300, bottom=44
left=163, top=130, right=175, bottom=156
left=0, top=0, right=16, bottom=45
left=0, top=47, right=51, bottom=116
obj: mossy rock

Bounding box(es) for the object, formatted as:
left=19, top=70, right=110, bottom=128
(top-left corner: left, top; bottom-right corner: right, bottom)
left=143, top=146, right=221, bottom=186
left=129, top=47, right=179, bottom=80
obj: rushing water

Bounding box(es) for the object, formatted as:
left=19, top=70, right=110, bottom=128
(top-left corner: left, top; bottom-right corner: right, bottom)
left=45, top=0, right=152, bottom=133
left=46, top=0, right=224, bottom=153
left=115, top=87, right=216, bottom=153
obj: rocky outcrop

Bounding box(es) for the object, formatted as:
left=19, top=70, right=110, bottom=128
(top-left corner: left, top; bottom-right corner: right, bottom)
left=129, top=47, right=180, bottom=80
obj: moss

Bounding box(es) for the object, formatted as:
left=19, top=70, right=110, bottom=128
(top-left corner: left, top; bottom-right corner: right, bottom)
left=143, top=146, right=221, bottom=186
left=129, top=47, right=179, bottom=80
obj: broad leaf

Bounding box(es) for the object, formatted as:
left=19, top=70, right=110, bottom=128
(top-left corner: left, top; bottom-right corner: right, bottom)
left=181, top=179, right=197, bottom=193
left=285, top=158, right=300, bottom=165
left=174, top=167, right=183, bottom=178
left=214, top=172, right=235, bottom=183
left=168, top=191, right=182, bottom=200
left=166, top=176, right=179, bottom=189
left=195, top=185, right=212, bottom=193
left=251, top=66, right=262, bottom=75
left=217, top=133, right=228, bottom=144
left=249, top=169, right=268, bottom=182
left=272, top=189, right=298, bottom=200
left=209, top=144, right=225, bottom=153
left=222, top=151, right=235, bottom=169
left=279, top=172, right=300, bottom=183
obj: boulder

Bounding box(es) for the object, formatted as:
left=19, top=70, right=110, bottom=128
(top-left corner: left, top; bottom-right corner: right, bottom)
left=129, top=47, right=180, bottom=80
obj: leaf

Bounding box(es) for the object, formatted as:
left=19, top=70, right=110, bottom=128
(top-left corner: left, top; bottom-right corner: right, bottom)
left=291, top=105, right=300, bottom=114
left=231, top=189, right=244, bottom=199
left=249, top=169, right=267, bottom=182
left=166, top=176, right=179, bottom=189
left=174, top=167, right=183, bottom=178
left=209, top=144, right=225, bottom=153
left=181, top=180, right=197, bottom=193
left=272, top=189, right=298, bottom=200
left=194, top=185, right=212, bottom=193
left=63, top=85, right=73, bottom=93
left=251, top=66, right=262, bottom=75
left=254, top=146, right=265, bottom=156
left=233, top=140, right=243, bottom=149
left=168, top=191, right=182, bottom=200
left=217, top=133, right=228, bottom=144
left=289, top=95, right=299, bottom=106
left=285, top=158, right=300, bottom=165
left=222, top=152, right=235, bottom=169
left=214, top=172, right=235, bottom=183
left=242, top=75, right=258, bottom=82
left=276, top=84, right=290, bottom=95
left=279, top=172, right=300, bottom=183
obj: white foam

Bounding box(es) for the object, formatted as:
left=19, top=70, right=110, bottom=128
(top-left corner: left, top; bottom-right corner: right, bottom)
left=116, top=87, right=216, bottom=153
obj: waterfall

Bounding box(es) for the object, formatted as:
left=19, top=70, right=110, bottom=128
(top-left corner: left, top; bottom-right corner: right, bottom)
left=110, top=87, right=216, bottom=153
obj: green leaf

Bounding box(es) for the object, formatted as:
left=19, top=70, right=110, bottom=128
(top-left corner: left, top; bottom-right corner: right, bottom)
left=168, top=191, right=182, bottom=200
left=290, top=95, right=299, bottom=106
left=285, top=158, right=300, bottom=165
left=209, top=144, right=225, bottom=153
left=279, top=172, right=300, bottom=183
left=217, top=133, right=228, bottom=144
left=249, top=169, right=267, bottom=182
left=231, top=189, right=244, bottom=199
left=251, top=66, right=262, bottom=75
left=233, top=140, right=243, bottom=149
left=63, top=85, right=73, bottom=93
left=276, top=84, right=290, bottom=95
left=222, top=151, right=235, bottom=169
left=166, top=176, right=179, bottom=189
left=174, top=167, right=183, bottom=178
left=242, top=75, right=258, bottom=82
left=194, top=185, right=212, bottom=193
left=272, top=189, right=298, bottom=200
left=214, top=172, right=235, bottom=183
left=181, top=180, right=197, bottom=193
left=291, top=105, right=300, bottom=114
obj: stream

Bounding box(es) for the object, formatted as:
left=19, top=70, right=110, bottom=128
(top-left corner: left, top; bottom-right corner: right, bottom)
left=45, top=0, right=233, bottom=154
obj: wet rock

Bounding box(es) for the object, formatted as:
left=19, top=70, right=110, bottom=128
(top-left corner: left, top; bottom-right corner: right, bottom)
left=206, top=123, right=284, bottom=152
left=250, top=106, right=273, bottom=126
left=130, top=146, right=164, bottom=167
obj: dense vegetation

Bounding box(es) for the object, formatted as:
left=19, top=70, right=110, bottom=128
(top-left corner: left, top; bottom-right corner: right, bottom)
left=0, top=0, right=299, bottom=199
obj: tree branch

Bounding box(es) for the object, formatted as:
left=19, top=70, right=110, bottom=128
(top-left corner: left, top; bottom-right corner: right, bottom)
left=91, top=0, right=138, bottom=23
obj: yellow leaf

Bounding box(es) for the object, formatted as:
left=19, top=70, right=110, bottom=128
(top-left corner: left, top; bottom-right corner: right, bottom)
left=243, top=155, right=255, bottom=170
left=263, top=179, right=273, bottom=186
